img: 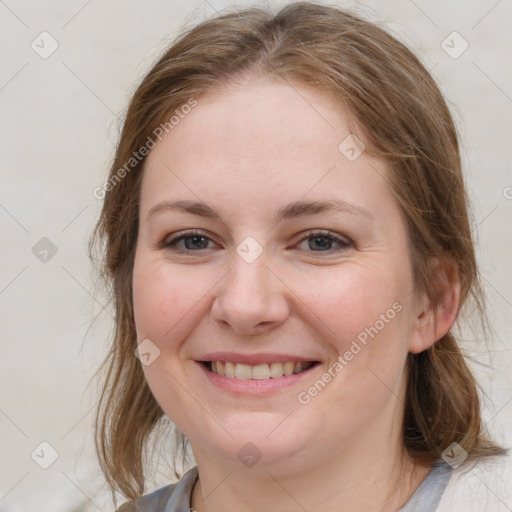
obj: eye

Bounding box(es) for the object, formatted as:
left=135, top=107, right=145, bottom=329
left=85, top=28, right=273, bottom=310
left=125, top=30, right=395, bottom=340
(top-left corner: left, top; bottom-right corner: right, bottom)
left=160, top=229, right=352, bottom=254
left=295, top=230, right=352, bottom=253
left=161, top=230, right=217, bottom=252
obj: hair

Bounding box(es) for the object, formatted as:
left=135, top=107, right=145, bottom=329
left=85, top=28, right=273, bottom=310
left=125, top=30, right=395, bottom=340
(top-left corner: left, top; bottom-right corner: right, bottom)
left=88, top=0, right=506, bottom=502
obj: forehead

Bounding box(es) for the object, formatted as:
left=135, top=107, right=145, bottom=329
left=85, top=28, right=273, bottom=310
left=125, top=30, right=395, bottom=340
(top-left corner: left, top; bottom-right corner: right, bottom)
left=148, top=79, right=359, bottom=166
left=140, top=79, right=391, bottom=220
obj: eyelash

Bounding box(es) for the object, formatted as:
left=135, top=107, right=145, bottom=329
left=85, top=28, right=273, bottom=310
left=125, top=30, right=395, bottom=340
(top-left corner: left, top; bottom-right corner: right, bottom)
left=160, top=229, right=353, bottom=255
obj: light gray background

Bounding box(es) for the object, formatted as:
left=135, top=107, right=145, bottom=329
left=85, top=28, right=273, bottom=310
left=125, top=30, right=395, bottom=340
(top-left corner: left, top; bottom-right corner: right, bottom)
left=1, top=1, right=511, bottom=511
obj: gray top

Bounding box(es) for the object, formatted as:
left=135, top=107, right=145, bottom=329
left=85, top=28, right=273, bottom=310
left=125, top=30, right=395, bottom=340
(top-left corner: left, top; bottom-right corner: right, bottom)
left=117, top=460, right=452, bottom=512
left=397, top=460, right=453, bottom=511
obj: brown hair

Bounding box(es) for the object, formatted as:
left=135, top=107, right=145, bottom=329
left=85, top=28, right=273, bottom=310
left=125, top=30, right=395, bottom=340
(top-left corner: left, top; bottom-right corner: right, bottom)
left=88, top=0, right=505, bottom=501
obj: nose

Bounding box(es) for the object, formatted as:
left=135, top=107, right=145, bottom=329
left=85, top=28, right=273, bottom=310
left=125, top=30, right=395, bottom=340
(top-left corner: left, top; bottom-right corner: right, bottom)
left=211, top=253, right=290, bottom=336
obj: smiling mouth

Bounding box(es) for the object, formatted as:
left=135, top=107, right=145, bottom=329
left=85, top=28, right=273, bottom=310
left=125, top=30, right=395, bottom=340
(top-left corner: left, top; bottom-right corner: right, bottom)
left=202, top=360, right=320, bottom=380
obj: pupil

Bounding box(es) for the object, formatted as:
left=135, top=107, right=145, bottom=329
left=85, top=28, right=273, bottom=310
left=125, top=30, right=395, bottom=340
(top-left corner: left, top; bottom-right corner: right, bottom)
left=309, top=236, right=331, bottom=251
left=186, top=236, right=207, bottom=249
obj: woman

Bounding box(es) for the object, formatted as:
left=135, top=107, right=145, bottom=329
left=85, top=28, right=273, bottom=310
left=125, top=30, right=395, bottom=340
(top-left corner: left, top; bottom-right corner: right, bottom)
left=89, top=2, right=507, bottom=511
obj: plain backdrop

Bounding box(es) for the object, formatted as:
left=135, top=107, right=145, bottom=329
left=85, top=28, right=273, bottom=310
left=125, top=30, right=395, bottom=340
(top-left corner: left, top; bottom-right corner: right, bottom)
left=1, top=1, right=511, bottom=510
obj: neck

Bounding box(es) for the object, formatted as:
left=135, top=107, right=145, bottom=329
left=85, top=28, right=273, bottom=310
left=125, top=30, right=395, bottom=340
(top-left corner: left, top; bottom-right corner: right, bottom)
left=190, top=434, right=430, bottom=512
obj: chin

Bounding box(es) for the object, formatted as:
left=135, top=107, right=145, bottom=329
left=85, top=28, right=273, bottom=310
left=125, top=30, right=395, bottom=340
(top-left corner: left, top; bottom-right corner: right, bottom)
left=190, top=417, right=318, bottom=472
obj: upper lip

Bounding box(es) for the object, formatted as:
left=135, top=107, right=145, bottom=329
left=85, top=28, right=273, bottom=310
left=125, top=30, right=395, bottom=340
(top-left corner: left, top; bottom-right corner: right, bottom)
left=196, top=352, right=320, bottom=366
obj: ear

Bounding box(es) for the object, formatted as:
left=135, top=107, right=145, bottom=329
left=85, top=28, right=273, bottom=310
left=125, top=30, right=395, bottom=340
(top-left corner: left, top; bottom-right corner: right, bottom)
left=409, top=258, right=461, bottom=354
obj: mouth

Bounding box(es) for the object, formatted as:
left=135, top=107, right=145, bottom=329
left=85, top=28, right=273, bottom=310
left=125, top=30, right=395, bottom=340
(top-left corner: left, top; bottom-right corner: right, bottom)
left=201, top=360, right=320, bottom=380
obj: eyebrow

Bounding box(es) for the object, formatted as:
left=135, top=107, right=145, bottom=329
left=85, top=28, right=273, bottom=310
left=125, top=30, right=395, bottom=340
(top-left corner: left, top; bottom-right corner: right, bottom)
left=146, top=198, right=373, bottom=223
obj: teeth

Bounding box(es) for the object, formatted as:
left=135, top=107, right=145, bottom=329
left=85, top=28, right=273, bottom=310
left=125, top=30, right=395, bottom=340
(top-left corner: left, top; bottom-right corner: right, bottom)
left=252, top=364, right=271, bottom=380
left=284, top=362, right=295, bottom=376
left=235, top=363, right=252, bottom=380
left=270, top=362, right=285, bottom=378
left=225, top=361, right=236, bottom=378
left=208, top=361, right=314, bottom=379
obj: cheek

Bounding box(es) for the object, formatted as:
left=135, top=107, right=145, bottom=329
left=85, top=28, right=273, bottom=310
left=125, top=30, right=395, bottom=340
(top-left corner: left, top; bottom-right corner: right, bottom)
left=132, top=267, right=178, bottom=342
left=131, top=256, right=210, bottom=428
left=301, top=263, right=408, bottom=347
left=132, top=255, right=209, bottom=343
left=297, top=263, right=411, bottom=403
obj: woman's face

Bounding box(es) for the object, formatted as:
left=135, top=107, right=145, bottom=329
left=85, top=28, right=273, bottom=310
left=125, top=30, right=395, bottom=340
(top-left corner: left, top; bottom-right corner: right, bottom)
left=132, top=78, right=429, bottom=472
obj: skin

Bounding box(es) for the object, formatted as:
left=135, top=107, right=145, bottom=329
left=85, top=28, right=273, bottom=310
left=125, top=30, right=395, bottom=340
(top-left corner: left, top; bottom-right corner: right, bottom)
left=132, top=77, right=460, bottom=512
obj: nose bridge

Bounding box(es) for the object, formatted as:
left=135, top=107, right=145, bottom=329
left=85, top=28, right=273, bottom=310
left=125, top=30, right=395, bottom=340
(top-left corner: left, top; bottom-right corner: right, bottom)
left=231, top=252, right=271, bottom=299
left=211, top=247, right=288, bottom=333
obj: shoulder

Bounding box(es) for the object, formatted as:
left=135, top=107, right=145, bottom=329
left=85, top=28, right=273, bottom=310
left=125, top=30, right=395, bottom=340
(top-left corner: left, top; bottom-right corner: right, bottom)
left=437, top=455, right=512, bottom=512
left=117, top=484, right=176, bottom=511
left=116, top=466, right=199, bottom=512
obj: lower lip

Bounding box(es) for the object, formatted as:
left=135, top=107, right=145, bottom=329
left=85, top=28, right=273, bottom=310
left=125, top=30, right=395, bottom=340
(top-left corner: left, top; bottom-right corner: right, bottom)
left=196, top=362, right=321, bottom=395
